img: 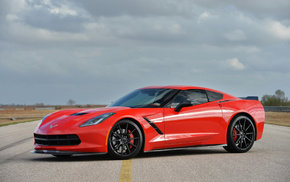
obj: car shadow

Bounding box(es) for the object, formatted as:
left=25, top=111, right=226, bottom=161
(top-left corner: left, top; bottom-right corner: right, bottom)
left=28, top=153, right=112, bottom=162
left=28, top=147, right=227, bottom=162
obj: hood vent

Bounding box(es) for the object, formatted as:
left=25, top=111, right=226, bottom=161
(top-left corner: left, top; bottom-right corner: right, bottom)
left=70, top=113, right=88, bottom=116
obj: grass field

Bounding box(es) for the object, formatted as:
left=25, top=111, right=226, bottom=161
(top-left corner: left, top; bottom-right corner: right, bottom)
left=0, top=109, right=56, bottom=126
left=265, top=112, right=290, bottom=127
left=0, top=109, right=289, bottom=127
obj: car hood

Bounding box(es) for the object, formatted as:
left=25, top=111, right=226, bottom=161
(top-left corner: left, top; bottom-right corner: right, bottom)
left=69, top=106, right=130, bottom=115
left=36, top=107, right=130, bottom=134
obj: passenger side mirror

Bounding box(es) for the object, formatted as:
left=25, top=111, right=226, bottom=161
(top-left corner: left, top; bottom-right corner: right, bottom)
left=174, top=100, right=193, bottom=112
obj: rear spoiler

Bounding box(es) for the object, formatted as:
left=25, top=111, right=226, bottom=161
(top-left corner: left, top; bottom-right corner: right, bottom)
left=239, top=96, right=259, bottom=100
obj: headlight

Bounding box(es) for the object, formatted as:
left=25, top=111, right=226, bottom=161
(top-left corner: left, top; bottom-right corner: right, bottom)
left=37, top=113, right=52, bottom=128
left=80, top=112, right=115, bottom=127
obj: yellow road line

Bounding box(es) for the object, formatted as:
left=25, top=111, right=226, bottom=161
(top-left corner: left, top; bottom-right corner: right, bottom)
left=119, top=159, right=132, bottom=182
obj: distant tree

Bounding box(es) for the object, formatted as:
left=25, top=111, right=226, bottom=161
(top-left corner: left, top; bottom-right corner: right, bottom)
left=261, top=90, right=290, bottom=106
left=35, top=103, right=44, bottom=107
left=67, top=99, right=76, bottom=105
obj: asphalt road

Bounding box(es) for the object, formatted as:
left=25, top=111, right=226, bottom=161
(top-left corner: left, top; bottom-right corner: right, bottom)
left=0, top=121, right=289, bottom=182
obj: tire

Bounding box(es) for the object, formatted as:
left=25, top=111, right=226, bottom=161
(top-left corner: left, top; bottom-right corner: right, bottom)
left=108, top=120, right=143, bottom=159
left=223, top=115, right=256, bottom=153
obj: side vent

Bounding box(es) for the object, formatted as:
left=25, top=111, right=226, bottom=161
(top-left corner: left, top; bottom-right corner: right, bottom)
left=144, top=117, right=163, bottom=135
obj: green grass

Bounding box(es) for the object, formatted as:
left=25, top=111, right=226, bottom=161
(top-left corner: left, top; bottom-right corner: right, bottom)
left=1, top=112, right=289, bottom=127
left=0, top=119, right=41, bottom=127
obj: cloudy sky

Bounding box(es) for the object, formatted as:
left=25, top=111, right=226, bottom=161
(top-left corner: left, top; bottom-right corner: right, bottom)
left=0, top=0, right=289, bottom=105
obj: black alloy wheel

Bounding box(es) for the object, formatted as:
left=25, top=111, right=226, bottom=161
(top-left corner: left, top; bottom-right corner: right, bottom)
left=108, top=120, right=143, bottom=159
left=224, top=115, right=256, bottom=153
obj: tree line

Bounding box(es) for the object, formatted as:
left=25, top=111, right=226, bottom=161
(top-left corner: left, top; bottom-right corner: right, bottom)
left=1, top=92, right=289, bottom=107
left=261, top=89, right=290, bottom=106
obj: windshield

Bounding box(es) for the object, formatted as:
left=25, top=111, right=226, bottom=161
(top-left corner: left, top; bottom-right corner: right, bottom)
left=108, top=89, right=178, bottom=108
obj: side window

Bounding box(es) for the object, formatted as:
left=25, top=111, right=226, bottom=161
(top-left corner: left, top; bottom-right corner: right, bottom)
left=170, top=89, right=208, bottom=107
left=206, top=90, right=223, bottom=102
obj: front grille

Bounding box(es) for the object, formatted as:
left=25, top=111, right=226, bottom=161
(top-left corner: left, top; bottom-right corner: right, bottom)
left=34, top=134, right=81, bottom=146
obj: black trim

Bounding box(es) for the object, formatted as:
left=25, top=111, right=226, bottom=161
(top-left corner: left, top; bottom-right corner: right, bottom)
left=34, top=134, right=81, bottom=146
left=31, top=150, right=106, bottom=156
left=239, top=96, right=259, bottom=100
left=161, top=89, right=180, bottom=107
left=143, top=144, right=226, bottom=153
left=217, top=100, right=235, bottom=103
left=144, top=117, right=163, bottom=135
left=70, top=113, right=88, bottom=116
left=164, top=90, right=181, bottom=108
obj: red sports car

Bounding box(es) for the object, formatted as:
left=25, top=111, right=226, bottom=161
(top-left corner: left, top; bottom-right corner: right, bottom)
left=32, top=86, right=265, bottom=159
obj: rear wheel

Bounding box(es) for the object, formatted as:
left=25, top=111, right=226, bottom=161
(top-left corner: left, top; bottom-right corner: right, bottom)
left=108, top=120, right=143, bottom=159
left=224, top=115, right=256, bottom=153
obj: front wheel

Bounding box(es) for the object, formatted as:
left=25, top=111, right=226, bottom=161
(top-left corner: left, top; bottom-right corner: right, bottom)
left=224, top=115, right=256, bottom=153
left=108, top=120, right=143, bottom=159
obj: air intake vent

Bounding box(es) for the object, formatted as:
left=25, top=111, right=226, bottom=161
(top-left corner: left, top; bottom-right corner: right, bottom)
left=34, top=134, right=81, bottom=146
left=70, top=112, right=88, bottom=116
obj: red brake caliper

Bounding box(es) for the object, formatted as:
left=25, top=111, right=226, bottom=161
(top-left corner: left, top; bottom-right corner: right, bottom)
left=128, top=130, right=134, bottom=148
left=232, top=128, right=237, bottom=141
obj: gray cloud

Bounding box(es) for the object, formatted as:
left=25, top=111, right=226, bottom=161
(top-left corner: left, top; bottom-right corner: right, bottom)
left=194, top=0, right=290, bottom=20
left=73, top=0, right=194, bottom=18
left=0, top=0, right=289, bottom=105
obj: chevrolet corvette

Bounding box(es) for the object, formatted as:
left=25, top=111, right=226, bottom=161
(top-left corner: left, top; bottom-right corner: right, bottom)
left=32, top=86, right=265, bottom=159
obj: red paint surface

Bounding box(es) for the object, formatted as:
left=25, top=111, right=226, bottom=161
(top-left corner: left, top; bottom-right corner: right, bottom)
left=34, top=86, right=265, bottom=153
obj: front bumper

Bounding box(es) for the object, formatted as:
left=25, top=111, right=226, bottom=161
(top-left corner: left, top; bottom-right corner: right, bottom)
left=34, top=122, right=111, bottom=153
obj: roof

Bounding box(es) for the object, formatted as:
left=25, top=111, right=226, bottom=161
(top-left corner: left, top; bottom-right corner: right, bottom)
left=140, top=85, right=209, bottom=90
left=138, top=85, right=238, bottom=100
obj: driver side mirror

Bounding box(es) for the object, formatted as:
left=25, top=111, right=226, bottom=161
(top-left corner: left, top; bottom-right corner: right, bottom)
left=174, top=100, right=193, bottom=112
